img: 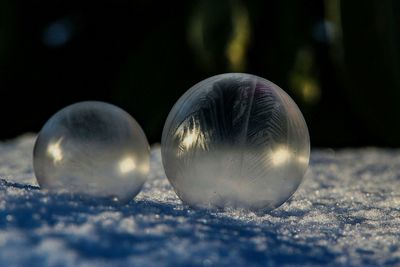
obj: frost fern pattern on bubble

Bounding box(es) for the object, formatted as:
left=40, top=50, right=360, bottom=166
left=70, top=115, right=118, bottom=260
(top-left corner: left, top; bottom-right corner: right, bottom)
left=162, top=73, right=310, bottom=211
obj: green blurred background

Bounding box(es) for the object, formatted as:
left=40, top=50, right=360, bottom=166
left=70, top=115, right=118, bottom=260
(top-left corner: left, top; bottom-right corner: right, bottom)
left=0, top=0, right=398, bottom=147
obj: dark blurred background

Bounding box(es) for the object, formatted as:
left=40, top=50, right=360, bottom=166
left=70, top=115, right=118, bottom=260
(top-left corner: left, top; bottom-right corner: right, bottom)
left=0, top=0, right=399, bottom=147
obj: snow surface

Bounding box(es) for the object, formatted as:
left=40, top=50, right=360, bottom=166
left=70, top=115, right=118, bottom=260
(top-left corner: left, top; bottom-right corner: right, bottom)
left=0, top=134, right=400, bottom=266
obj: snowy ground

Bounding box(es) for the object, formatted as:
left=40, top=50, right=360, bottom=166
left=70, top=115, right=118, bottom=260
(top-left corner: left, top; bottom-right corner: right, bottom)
left=0, top=135, right=400, bottom=266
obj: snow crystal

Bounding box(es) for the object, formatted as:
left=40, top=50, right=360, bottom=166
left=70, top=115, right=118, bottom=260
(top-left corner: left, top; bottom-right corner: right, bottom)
left=0, top=135, right=399, bottom=266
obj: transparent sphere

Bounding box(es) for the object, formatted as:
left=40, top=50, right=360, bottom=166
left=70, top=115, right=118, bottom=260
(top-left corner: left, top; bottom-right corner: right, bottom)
left=33, top=101, right=150, bottom=203
left=162, top=73, right=310, bottom=211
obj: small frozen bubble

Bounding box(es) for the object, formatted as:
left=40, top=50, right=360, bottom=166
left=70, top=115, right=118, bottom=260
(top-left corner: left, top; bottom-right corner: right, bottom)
left=33, top=101, right=150, bottom=203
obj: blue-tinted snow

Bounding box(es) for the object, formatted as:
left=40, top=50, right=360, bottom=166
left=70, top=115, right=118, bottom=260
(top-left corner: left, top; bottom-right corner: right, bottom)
left=0, top=135, right=399, bottom=266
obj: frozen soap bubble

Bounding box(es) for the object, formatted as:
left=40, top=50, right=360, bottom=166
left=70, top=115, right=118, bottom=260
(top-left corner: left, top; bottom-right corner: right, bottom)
left=162, top=73, right=310, bottom=211
left=33, top=101, right=150, bottom=203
